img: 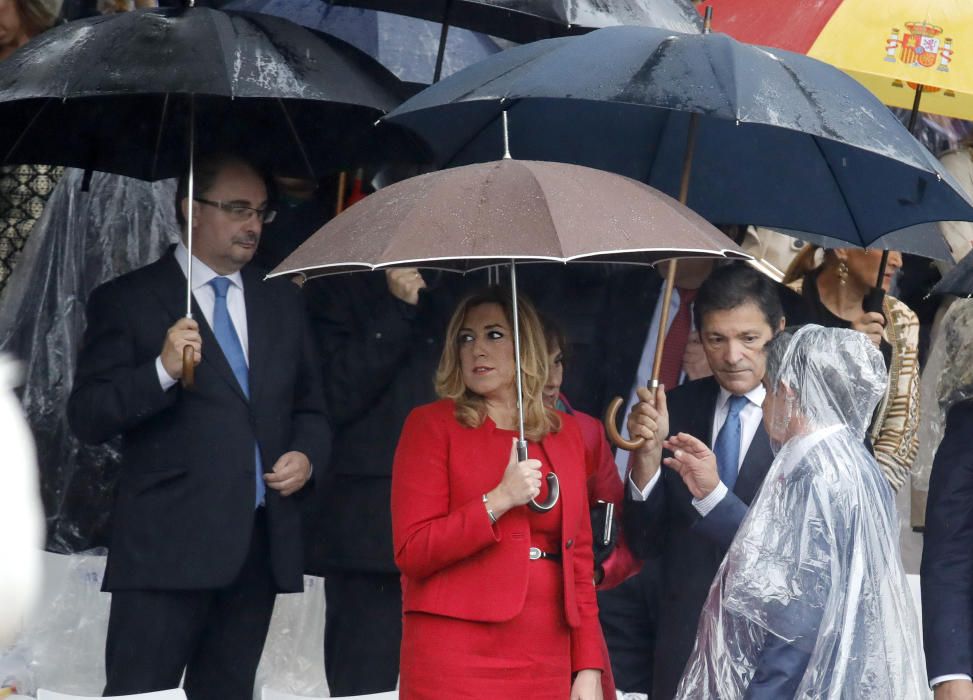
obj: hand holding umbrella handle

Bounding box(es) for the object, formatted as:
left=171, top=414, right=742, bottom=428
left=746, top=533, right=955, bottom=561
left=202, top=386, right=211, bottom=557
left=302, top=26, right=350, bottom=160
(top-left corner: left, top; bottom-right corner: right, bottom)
left=181, top=345, right=195, bottom=389
left=529, top=473, right=560, bottom=513
left=605, top=396, right=645, bottom=451
left=516, top=439, right=560, bottom=513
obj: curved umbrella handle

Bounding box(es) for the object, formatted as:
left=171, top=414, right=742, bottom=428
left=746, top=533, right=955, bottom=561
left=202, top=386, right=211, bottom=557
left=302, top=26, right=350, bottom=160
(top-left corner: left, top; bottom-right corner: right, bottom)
left=528, top=472, right=560, bottom=513
left=604, top=396, right=645, bottom=452
left=181, top=344, right=195, bottom=390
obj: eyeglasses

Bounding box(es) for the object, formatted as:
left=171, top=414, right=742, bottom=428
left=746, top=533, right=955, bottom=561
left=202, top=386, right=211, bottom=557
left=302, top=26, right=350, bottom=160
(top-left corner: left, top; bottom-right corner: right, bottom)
left=194, top=197, right=277, bottom=224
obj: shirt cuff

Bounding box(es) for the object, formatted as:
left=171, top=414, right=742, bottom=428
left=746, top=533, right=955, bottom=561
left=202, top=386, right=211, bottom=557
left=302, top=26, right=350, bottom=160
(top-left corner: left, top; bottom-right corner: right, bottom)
left=931, top=674, right=973, bottom=689
left=692, top=481, right=728, bottom=517
left=629, top=469, right=661, bottom=501
left=155, top=356, right=178, bottom=391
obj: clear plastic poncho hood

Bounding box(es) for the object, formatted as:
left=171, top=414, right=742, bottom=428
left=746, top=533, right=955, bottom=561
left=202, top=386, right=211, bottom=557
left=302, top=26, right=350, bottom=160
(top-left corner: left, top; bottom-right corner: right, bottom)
left=676, top=325, right=928, bottom=699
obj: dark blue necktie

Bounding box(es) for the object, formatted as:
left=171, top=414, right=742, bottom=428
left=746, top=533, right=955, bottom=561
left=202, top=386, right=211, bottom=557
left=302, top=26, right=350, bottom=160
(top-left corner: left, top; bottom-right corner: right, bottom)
left=713, top=394, right=748, bottom=492
left=209, top=277, right=265, bottom=508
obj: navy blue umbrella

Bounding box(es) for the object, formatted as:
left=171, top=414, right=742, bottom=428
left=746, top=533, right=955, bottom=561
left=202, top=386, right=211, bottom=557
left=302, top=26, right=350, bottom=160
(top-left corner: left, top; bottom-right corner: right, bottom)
left=326, top=0, right=704, bottom=44
left=224, top=0, right=502, bottom=84
left=386, top=25, right=973, bottom=250
left=932, top=249, right=973, bottom=297
left=387, top=23, right=973, bottom=450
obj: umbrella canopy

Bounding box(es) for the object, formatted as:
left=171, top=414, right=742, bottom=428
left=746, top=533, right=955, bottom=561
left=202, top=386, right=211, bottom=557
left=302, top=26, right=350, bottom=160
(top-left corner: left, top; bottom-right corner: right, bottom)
left=932, top=248, right=973, bottom=297
left=326, top=0, right=703, bottom=43
left=697, top=0, right=973, bottom=121
left=385, top=25, right=973, bottom=250
left=223, top=0, right=502, bottom=84
left=0, top=6, right=417, bottom=180
left=269, top=158, right=750, bottom=279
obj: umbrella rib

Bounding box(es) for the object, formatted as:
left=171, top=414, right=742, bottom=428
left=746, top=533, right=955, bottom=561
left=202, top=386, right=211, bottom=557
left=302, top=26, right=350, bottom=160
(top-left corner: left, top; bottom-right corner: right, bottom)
left=276, top=98, right=317, bottom=180
left=150, top=94, right=170, bottom=182
left=809, top=134, right=866, bottom=247
left=4, top=99, right=52, bottom=163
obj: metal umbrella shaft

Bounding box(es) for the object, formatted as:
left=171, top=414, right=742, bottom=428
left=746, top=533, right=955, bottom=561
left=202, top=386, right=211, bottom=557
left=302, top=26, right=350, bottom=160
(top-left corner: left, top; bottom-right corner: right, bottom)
left=182, top=96, right=197, bottom=388
left=510, top=260, right=560, bottom=512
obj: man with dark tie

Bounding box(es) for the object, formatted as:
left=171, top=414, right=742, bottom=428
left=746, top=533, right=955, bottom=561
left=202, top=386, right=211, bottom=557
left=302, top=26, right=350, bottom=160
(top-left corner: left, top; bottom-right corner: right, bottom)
left=622, top=263, right=785, bottom=700
left=68, top=153, right=330, bottom=700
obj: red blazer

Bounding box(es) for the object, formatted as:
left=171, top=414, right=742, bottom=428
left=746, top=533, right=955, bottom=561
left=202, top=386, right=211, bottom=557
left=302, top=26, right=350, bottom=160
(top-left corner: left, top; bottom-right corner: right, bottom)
left=391, top=399, right=604, bottom=671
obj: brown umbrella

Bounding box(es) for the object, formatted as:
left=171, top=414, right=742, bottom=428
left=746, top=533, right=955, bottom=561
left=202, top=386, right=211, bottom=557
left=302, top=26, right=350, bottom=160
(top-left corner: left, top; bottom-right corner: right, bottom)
left=270, top=157, right=749, bottom=510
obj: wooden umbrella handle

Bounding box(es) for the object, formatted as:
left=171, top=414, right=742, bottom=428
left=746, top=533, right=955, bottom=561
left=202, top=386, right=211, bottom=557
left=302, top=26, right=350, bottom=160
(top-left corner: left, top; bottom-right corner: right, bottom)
left=181, top=344, right=195, bottom=390
left=604, top=396, right=645, bottom=451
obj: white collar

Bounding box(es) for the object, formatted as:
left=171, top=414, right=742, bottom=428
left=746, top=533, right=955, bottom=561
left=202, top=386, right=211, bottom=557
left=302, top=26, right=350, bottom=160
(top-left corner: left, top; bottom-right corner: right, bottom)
left=717, top=382, right=766, bottom=412
left=174, top=241, right=244, bottom=292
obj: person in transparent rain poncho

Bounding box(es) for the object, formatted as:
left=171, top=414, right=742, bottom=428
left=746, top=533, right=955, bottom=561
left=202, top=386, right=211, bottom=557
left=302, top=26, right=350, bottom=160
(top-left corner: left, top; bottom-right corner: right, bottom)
left=673, top=325, right=927, bottom=699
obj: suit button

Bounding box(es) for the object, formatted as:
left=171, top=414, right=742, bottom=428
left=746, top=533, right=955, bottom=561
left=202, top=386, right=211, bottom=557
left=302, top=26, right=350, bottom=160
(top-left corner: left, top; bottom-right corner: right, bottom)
left=565, top=539, right=574, bottom=549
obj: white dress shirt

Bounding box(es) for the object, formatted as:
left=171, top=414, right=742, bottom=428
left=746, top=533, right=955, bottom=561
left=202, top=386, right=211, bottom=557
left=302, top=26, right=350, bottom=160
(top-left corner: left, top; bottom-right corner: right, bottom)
left=156, top=242, right=249, bottom=389
left=629, top=383, right=766, bottom=517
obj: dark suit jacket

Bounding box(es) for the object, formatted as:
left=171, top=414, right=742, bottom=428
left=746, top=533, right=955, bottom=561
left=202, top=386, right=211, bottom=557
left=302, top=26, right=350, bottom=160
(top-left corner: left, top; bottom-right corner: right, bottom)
left=303, top=272, right=468, bottom=575
left=921, top=399, right=973, bottom=682
left=623, top=376, right=774, bottom=700
left=68, top=248, right=330, bottom=593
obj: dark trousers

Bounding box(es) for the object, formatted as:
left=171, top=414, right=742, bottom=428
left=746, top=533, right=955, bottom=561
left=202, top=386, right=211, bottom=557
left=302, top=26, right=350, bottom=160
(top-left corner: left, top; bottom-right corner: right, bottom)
left=104, top=510, right=277, bottom=700
left=324, top=572, right=402, bottom=696
left=598, top=562, right=659, bottom=696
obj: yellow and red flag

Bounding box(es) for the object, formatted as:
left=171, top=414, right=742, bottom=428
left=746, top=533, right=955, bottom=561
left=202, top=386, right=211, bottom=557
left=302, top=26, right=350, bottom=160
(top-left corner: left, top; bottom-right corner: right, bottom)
left=698, top=0, right=973, bottom=120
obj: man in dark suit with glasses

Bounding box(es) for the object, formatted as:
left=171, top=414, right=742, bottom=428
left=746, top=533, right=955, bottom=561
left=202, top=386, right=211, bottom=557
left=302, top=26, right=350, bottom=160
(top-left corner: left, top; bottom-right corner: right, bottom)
left=69, top=152, right=330, bottom=700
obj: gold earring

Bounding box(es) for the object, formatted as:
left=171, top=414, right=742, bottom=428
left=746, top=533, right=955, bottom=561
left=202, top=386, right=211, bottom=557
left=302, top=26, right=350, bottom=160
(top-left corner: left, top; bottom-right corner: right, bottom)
left=837, top=260, right=849, bottom=286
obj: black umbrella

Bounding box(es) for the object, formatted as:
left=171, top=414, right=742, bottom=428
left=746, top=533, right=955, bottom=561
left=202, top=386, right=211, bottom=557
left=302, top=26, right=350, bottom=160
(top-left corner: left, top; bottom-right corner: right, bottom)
left=224, top=0, right=504, bottom=84
left=328, top=0, right=703, bottom=81
left=386, top=23, right=973, bottom=448
left=387, top=25, right=973, bottom=247
left=0, top=6, right=412, bottom=180
left=0, top=4, right=418, bottom=385
left=931, top=248, right=973, bottom=298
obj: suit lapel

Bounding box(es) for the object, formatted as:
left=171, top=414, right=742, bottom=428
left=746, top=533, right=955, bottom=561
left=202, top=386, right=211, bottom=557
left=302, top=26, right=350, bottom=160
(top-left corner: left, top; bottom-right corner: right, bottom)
left=242, top=266, right=272, bottom=407
left=146, top=249, right=248, bottom=403
left=538, top=430, right=581, bottom=534
left=698, top=378, right=721, bottom=448
left=733, top=422, right=773, bottom=505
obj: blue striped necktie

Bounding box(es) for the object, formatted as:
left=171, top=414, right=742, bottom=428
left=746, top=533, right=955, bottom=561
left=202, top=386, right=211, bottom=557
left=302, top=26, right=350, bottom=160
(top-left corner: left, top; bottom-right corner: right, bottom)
left=713, top=394, right=748, bottom=492
left=209, top=276, right=265, bottom=508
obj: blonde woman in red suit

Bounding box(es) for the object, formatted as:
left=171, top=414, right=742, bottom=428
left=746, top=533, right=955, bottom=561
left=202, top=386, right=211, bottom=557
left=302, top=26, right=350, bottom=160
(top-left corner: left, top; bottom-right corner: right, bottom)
left=392, top=287, right=604, bottom=700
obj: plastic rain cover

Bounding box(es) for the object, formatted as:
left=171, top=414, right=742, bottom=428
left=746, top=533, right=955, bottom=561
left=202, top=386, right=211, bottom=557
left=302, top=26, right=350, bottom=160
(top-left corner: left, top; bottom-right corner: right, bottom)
left=675, top=325, right=928, bottom=699
left=0, top=168, right=178, bottom=552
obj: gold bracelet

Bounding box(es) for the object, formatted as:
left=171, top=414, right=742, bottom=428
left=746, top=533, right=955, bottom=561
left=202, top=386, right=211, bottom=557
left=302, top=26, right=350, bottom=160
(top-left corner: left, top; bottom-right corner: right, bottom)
left=482, top=493, right=498, bottom=524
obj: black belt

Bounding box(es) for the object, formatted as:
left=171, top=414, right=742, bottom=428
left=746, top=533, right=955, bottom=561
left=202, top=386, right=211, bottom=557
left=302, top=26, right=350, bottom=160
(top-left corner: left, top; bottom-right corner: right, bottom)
left=529, top=546, right=561, bottom=562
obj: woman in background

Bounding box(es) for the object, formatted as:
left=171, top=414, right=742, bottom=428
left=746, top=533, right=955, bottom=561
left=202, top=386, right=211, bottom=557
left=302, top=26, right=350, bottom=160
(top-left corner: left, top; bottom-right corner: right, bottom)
left=784, top=246, right=919, bottom=491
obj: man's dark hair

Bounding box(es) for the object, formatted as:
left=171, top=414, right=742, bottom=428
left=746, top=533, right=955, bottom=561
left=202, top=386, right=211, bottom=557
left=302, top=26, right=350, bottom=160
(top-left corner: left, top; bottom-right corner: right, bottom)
left=174, top=152, right=268, bottom=226
left=693, top=262, right=784, bottom=332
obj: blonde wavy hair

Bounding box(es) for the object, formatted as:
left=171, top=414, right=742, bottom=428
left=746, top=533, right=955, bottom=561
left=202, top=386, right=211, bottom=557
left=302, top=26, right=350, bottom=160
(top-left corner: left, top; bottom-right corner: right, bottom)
left=435, top=287, right=560, bottom=441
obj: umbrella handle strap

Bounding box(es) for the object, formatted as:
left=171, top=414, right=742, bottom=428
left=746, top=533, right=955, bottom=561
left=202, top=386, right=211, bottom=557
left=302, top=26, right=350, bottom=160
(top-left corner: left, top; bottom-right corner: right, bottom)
left=528, top=473, right=560, bottom=513
left=181, top=344, right=195, bottom=390
left=604, top=396, right=645, bottom=452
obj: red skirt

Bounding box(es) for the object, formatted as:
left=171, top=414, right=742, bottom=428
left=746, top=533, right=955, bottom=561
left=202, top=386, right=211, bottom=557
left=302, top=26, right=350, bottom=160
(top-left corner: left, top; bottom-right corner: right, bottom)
left=399, top=557, right=572, bottom=699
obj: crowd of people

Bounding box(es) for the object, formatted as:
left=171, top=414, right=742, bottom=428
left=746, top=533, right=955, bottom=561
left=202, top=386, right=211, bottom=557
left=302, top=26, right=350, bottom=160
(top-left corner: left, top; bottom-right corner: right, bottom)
left=2, top=3, right=973, bottom=700
left=13, top=147, right=957, bottom=700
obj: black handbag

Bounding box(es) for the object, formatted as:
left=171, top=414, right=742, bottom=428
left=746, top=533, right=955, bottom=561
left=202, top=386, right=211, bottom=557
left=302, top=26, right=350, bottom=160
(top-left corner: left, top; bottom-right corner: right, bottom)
left=589, top=499, right=617, bottom=569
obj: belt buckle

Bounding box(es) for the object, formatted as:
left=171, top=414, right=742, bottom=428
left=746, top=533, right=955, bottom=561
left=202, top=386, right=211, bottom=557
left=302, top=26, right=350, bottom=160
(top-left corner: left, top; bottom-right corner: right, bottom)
left=529, top=546, right=542, bottom=560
